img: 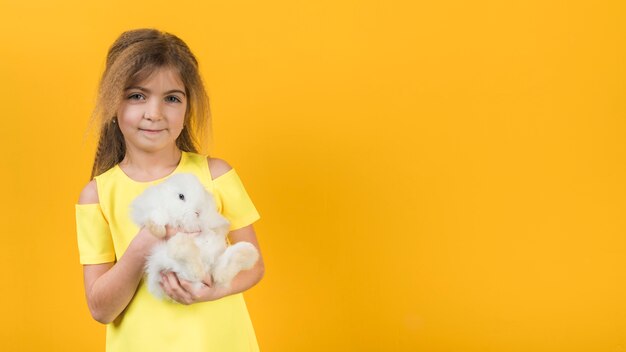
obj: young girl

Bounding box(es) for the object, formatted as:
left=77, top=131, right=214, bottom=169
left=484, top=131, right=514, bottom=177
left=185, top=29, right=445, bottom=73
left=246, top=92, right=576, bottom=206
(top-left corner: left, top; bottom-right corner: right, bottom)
left=75, top=28, right=264, bottom=351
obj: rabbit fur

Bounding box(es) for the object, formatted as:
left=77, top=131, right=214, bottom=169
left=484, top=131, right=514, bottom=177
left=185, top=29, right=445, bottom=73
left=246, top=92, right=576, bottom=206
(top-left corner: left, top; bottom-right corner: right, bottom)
left=131, top=173, right=259, bottom=300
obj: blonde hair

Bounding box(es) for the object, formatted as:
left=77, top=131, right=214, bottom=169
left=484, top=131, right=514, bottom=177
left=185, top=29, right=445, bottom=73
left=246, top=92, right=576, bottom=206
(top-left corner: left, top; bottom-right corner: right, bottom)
left=90, top=28, right=211, bottom=178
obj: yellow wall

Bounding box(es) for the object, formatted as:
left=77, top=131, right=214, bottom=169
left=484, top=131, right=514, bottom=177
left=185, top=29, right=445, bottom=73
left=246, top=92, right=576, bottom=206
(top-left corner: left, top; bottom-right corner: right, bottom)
left=1, top=0, right=625, bottom=351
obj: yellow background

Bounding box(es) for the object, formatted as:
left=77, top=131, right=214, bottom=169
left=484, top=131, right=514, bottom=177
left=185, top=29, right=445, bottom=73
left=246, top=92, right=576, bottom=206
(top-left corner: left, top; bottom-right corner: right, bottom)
left=1, top=0, right=625, bottom=351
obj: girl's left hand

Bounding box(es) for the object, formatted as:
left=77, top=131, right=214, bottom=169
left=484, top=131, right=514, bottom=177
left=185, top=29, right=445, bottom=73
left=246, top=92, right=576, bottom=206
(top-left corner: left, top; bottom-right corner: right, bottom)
left=160, top=272, right=229, bottom=305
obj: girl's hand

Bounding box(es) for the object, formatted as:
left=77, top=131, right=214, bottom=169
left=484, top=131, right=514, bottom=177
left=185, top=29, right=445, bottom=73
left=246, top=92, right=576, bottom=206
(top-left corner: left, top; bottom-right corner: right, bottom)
left=163, top=225, right=202, bottom=240
left=131, top=227, right=162, bottom=254
left=163, top=225, right=182, bottom=240
left=159, top=272, right=228, bottom=305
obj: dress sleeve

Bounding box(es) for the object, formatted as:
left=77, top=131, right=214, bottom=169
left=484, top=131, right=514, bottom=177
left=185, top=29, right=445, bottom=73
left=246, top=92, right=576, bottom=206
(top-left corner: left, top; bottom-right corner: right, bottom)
left=213, top=168, right=261, bottom=231
left=75, top=203, right=116, bottom=264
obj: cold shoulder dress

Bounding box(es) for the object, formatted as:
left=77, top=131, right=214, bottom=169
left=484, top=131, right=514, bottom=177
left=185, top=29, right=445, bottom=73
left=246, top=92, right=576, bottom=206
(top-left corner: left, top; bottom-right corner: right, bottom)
left=75, top=152, right=261, bottom=351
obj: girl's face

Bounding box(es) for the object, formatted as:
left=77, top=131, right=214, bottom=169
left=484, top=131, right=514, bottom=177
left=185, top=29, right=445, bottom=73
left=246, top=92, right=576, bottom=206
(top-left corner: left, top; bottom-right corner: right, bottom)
left=117, top=66, right=187, bottom=155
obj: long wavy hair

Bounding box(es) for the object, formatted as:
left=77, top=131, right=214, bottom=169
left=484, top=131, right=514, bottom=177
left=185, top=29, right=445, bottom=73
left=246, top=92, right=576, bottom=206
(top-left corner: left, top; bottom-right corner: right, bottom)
left=89, top=28, right=211, bottom=178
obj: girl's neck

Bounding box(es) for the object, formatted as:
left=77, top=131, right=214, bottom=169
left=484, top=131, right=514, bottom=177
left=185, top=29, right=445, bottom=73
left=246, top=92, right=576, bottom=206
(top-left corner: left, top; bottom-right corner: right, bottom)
left=119, top=147, right=183, bottom=182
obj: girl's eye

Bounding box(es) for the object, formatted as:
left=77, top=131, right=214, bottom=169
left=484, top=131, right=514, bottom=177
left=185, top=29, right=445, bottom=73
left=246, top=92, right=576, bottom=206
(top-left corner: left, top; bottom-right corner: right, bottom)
left=166, top=96, right=182, bottom=103
left=128, top=93, right=145, bottom=100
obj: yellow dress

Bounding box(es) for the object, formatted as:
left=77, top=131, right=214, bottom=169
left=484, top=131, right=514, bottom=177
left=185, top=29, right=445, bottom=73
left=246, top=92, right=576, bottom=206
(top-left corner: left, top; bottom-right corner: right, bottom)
left=75, top=152, right=261, bottom=352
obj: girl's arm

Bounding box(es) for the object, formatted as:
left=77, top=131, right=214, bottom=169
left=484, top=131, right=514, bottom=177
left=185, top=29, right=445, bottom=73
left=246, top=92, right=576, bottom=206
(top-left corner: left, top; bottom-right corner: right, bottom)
left=82, top=230, right=157, bottom=324
left=79, top=181, right=159, bottom=324
left=221, top=224, right=266, bottom=295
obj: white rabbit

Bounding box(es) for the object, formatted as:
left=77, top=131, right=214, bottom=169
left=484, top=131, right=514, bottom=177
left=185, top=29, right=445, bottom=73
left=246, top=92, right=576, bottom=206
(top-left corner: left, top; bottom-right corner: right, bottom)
left=131, top=173, right=260, bottom=300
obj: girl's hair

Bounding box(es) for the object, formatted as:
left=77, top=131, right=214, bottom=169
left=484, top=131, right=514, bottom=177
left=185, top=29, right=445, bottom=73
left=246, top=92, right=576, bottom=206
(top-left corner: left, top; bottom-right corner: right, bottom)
left=90, top=28, right=211, bottom=178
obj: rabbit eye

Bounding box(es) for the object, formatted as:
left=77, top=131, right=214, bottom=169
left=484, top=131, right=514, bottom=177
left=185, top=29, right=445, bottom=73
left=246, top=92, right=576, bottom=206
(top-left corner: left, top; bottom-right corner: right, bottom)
left=178, top=194, right=185, bottom=201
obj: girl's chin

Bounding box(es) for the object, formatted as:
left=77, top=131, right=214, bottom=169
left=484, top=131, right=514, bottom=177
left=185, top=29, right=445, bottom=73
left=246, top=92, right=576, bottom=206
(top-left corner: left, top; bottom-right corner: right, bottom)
left=127, top=139, right=177, bottom=153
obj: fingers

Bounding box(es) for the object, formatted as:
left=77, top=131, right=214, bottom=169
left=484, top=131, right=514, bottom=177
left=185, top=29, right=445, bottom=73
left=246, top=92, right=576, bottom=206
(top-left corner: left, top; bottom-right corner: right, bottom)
left=147, top=222, right=167, bottom=238
left=159, top=272, right=194, bottom=305
left=158, top=272, right=225, bottom=304
left=164, top=225, right=179, bottom=240
left=202, top=273, right=214, bottom=288
left=179, top=279, right=199, bottom=299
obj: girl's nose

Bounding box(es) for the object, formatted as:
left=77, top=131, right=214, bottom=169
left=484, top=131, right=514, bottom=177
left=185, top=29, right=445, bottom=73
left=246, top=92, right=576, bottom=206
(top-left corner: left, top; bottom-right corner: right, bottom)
left=143, top=101, right=163, bottom=121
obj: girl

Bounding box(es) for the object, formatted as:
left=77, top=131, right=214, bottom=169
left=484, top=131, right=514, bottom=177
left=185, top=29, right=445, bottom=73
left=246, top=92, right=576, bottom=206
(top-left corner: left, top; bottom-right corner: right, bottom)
left=75, top=28, right=264, bottom=351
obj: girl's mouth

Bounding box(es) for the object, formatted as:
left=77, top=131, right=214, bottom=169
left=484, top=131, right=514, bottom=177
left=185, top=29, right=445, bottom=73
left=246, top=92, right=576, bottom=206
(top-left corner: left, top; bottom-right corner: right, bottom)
left=140, top=128, right=164, bottom=134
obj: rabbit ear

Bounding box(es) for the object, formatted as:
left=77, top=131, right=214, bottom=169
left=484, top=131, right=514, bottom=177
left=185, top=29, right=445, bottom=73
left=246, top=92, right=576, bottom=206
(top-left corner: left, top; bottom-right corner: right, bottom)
left=131, top=183, right=174, bottom=228
left=131, top=192, right=152, bottom=226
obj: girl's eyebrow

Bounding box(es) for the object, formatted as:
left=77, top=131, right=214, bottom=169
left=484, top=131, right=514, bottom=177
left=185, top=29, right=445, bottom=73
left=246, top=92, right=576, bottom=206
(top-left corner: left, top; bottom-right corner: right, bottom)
left=125, top=86, right=186, bottom=97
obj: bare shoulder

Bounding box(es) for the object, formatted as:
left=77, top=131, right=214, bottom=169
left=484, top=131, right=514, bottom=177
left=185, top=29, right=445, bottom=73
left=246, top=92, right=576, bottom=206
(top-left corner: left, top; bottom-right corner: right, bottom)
left=78, top=180, right=100, bottom=204
left=207, top=157, right=233, bottom=180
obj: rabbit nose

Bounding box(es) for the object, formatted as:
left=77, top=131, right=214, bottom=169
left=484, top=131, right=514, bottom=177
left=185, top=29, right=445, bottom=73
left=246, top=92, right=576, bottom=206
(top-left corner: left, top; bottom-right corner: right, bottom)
left=195, top=211, right=200, bottom=217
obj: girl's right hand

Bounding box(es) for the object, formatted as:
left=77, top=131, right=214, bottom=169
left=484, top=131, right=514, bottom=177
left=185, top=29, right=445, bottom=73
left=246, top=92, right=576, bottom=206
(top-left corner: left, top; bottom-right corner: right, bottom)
left=140, top=225, right=182, bottom=242
left=163, top=225, right=201, bottom=240
left=131, top=227, right=162, bottom=254
left=164, top=225, right=180, bottom=240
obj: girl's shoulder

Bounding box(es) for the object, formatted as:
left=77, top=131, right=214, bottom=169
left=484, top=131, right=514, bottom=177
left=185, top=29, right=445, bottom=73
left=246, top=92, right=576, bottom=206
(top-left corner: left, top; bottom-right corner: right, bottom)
left=77, top=156, right=233, bottom=203
left=78, top=180, right=99, bottom=204
left=207, top=157, right=233, bottom=181
left=76, top=166, right=117, bottom=204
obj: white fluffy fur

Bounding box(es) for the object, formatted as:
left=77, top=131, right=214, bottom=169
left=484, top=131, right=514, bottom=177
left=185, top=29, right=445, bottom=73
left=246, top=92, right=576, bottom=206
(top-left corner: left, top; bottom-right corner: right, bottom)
left=131, top=173, right=259, bottom=300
